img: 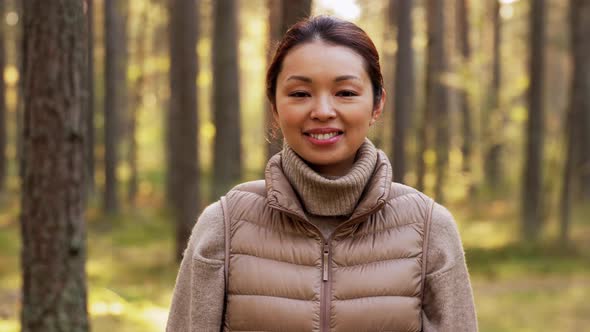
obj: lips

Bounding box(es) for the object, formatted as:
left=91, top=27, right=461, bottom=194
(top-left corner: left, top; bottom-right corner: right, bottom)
left=308, top=132, right=339, bottom=140
left=303, top=128, right=343, bottom=145
left=304, top=127, right=343, bottom=135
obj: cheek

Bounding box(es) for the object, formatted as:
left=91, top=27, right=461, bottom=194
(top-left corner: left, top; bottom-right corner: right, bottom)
left=276, top=102, right=305, bottom=127
left=341, top=108, right=374, bottom=128
left=276, top=109, right=302, bottom=131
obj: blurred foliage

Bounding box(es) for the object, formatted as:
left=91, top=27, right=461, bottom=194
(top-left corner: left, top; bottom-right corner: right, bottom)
left=0, top=198, right=177, bottom=332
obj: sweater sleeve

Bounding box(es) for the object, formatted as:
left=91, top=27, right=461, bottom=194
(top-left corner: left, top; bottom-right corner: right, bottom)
left=166, top=201, right=226, bottom=332
left=422, top=203, right=478, bottom=332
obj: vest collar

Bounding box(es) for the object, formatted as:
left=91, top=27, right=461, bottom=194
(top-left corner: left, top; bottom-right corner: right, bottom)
left=281, top=139, right=378, bottom=216
left=265, top=148, right=392, bottom=223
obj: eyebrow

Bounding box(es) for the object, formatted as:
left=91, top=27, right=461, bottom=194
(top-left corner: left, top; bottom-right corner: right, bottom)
left=285, top=75, right=361, bottom=83
left=334, top=75, right=361, bottom=82
left=286, top=75, right=312, bottom=83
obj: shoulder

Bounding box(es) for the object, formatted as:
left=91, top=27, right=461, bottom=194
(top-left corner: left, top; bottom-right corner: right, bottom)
left=383, top=183, right=465, bottom=276
left=386, top=182, right=436, bottom=218
left=223, top=180, right=268, bottom=217
left=385, top=183, right=459, bottom=244
left=389, top=182, right=432, bottom=202
left=186, top=201, right=225, bottom=264
left=426, top=202, right=467, bottom=277
left=229, top=179, right=267, bottom=198
left=428, top=202, right=462, bottom=250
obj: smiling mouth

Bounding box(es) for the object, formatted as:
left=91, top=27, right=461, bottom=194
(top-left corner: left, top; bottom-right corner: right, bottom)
left=304, top=131, right=343, bottom=140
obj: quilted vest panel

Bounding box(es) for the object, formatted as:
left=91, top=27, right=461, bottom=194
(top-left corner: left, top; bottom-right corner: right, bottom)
left=221, top=182, right=433, bottom=332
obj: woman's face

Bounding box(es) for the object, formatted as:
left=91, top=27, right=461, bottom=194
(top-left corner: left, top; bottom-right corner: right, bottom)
left=275, top=40, right=384, bottom=176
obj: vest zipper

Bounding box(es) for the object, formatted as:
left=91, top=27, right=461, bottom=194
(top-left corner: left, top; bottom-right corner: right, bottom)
left=322, top=243, right=329, bottom=281
left=321, top=241, right=331, bottom=331
left=268, top=204, right=332, bottom=331
left=318, top=201, right=386, bottom=331
left=268, top=201, right=385, bottom=332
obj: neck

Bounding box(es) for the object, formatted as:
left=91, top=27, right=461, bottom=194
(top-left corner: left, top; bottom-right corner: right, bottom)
left=308, top=156, right=356, bottom=177
left=281, top=139, right=378, bottom=216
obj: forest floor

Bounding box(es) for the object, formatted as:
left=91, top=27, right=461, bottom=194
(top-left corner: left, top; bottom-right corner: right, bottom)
left=0, top=196, right=589, bottom=332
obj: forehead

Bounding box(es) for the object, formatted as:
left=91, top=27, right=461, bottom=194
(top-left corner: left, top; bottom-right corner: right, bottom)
left=278, top=40, right=368, bottom=82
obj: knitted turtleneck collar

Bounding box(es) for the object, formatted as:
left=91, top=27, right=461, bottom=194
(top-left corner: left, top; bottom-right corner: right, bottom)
left=280, top=139, right=378, bottom=216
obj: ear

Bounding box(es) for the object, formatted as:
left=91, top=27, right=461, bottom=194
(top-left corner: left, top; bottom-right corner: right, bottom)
left=369, top=88, right=386, bottom=126
left=271, top=103, right=279, bottom=122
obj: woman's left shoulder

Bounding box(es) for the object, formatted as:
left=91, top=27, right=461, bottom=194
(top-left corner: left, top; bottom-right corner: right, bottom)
left=388, top=182, right=455, bottom=220
left=425, top=201, right=468, bottom=277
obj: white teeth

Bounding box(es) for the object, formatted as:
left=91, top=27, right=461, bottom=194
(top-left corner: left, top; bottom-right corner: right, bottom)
left=309, top=132, right=339, bottom=140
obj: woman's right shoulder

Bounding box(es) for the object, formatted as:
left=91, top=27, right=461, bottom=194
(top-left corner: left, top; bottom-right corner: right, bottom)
left=187, top=201, right=225, bottom=264
left=186, top=180, right=267, bottom=262
left=227, top=179, right=267, bottom=197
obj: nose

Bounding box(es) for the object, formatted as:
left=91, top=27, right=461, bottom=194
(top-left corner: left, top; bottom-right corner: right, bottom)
left=310, top=95, right=336, bottom=121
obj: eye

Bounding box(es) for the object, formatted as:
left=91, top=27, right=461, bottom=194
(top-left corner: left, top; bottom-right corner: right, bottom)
left=288, top=91, right=310, bottom=98
left=336, top=90, right=358, bottom=97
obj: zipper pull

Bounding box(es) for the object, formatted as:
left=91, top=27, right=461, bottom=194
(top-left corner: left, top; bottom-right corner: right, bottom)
left=322, top=243, right=329, bottom=281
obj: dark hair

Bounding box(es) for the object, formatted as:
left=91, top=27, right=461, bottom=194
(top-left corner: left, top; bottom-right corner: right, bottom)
left=266, top=16, right=384, bottom=111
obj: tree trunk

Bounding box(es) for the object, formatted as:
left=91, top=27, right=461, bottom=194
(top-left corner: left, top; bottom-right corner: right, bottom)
left=266, top=0, right=283, bottom=161
left=484, top=0, right=503, bottom=191
left=522, top=0, right=546, bottom=241
left=128, top=5, right=149, bottom=205
left=168, top=0, right=200, bottom=261
left=560, top=77, right=576, bottom=245
left=571, top=0, right=590, bottom=200
left=456, top=0, right=473, bottom=177
left=417, top=1, right=437, bottom=193
left=432, top=0, right=449, bottom=204
left=16, top=0, right=25, bottom=181
left=0, top=0, right=6, bottom=193
left=561, top=0, right=590, bottom=243
left=103, top=0, right=126, bottom=214
left=212, top=0, right=242, bottom=200
left=86, top=0, right=95, bottom=196
left=20, top=1, right=89, bottom=330
left=392, top=0, right=414, bottom=184
left=417, top=0, right=449, bottom=201
left=281, top=0, right=312, bottom=33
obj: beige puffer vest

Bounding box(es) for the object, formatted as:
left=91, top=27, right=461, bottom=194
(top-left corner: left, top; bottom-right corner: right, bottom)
left=220, top=152, right=435, bottom=332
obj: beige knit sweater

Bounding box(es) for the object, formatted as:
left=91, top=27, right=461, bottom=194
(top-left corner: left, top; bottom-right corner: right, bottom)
left=166, top=140, right=478, bottom=331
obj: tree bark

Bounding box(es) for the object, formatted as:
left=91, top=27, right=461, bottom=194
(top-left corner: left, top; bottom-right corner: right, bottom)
left=484, top=0, right=503, bottom=191
left=128, top=5, right=149, bottom=205
left=0, top=0, right=6, bottom=193
left=281, top=0, right=312, bottom=34
left=570, top=0, right=590, bottom=199
left=560, top=76, right=576, bottom=245
left=562, top=0, right=590, bottom=243
left=103, top=0, right=126, bottom=214
left=266, top=0, right=284, bottom=161
left=392, top=0, right=414, bottom=184
left=417, top=1, right=437, bottom=193
left=85, top=0, right=95, bottom=196
left=168, top=0, right=200, bottom=261
left=432, top=0, right=449, bottom=204
left=417, top=0, right=449, bottom=201
left=20, top=1, right=89, bottom=330
left=522, top=0, right=546, bottom=241
left=16, top=0, right=25, bottom=181
left=212, top=0, right=242, bottom=200
left=456, top=0, right=473, bottom=177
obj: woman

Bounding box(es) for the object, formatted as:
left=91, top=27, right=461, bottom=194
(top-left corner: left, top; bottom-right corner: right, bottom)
left=167, top=16, right=477, bottom=332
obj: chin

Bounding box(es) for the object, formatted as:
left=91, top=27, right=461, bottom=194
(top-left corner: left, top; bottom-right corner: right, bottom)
left=304, top=154, right=347, bottom=168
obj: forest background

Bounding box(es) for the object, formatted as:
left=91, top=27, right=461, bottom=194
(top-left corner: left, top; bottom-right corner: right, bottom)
left=0, top=0, right=589, bottom=331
